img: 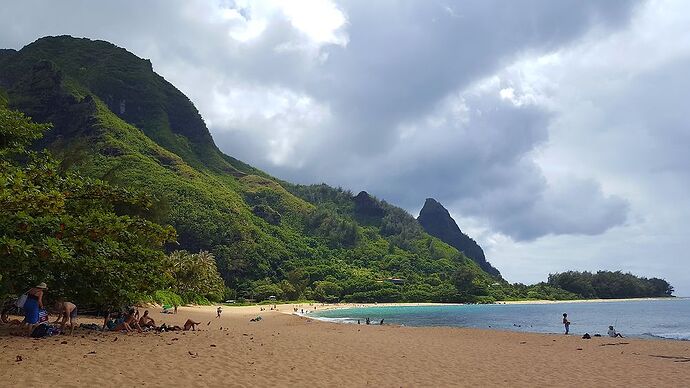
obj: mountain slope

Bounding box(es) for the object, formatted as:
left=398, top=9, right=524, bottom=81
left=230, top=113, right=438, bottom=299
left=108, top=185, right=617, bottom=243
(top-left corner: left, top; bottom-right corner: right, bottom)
left=0, top=36, right=496, bottom=302
left=418, top=198, right=501, bottom=277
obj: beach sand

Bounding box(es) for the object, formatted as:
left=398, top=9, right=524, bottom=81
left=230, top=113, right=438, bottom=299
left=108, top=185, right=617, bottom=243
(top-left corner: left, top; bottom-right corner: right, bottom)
left=1, top=304, right=689, bottom=387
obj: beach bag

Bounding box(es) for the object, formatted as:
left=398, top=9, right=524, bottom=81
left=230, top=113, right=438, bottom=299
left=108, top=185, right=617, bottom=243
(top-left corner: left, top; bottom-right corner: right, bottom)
left=38, top=309, right=48, bottom=323
left=15, top=293, right=28, bottom=308
left=30, top=324, right=50, bottom=338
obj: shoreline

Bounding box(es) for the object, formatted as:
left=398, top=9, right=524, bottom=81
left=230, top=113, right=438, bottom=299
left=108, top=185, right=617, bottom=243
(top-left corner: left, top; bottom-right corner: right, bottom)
left=278, top=296, right=683, bottom=316
left=2, top=304, right=690, bottom=386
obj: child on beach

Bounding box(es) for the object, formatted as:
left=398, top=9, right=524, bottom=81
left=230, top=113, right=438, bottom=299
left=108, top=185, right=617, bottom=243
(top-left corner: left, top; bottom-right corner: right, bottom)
left=53, top=300, right=77, bottom=335
left=563, top=313, right=570, bottom=335
left=217, top=306, right=222, bottom=318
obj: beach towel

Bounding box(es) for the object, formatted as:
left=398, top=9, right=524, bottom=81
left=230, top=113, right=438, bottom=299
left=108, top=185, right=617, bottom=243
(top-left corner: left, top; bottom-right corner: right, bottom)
left=39, top=309, right=48, bottom=323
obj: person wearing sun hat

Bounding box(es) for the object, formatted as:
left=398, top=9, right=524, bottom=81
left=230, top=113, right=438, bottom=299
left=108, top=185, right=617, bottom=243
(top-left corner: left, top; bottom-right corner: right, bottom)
left=24, top=282, right=47, bottom=334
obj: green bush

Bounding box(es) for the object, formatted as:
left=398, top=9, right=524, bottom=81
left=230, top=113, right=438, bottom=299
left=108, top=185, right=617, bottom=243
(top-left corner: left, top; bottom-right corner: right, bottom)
left=153, top=290, right=183, bottom=307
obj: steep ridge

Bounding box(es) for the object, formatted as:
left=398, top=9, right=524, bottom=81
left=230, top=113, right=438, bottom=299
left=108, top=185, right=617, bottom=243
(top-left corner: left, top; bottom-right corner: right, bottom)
left=418, top=198, right=501, bottom=277
left=0, top=36, right=496, bottom=302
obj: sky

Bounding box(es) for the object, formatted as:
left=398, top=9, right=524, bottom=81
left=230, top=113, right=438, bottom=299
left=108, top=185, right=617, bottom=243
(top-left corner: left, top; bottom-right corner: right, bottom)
left=2, top=0, right=689, bottom=294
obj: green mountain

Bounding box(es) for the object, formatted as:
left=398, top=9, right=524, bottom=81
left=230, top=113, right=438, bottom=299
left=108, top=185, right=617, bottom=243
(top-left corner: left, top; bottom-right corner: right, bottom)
left=0, top=36, right=497, bottom=303
left=418, top=198, right=501, bottom=277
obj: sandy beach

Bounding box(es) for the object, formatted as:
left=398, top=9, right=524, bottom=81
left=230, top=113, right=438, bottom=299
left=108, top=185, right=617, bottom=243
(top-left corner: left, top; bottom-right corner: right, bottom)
left=1, top=304, right=690, bottom=387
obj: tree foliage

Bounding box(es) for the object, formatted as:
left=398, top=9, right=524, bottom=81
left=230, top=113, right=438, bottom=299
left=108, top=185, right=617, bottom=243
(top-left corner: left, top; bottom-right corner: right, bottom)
left=0, top=107, right=176, bottom=308
left=548, top=271, right=673, bottom=299
left=164, top=250, right=225, bottom=303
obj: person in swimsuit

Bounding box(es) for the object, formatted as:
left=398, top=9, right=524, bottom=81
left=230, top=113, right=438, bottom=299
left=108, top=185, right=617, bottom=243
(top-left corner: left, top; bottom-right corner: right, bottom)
left=184, top=319, right=201, bottom=331
left=53, top=300, right=77, bottom=335
left=164, top=319, right=201, bottom=332
left=113, top=309, right=143, bottom=333
left=138, top=310, right=156, bottom=328
left=24, top=283, right=47, bottom=335
left=562, top=313, right=570, bottom=335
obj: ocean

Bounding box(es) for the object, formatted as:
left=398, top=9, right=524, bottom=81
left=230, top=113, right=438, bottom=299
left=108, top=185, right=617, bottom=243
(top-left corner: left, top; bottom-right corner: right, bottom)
left=311, top=298, right=690, bottom=340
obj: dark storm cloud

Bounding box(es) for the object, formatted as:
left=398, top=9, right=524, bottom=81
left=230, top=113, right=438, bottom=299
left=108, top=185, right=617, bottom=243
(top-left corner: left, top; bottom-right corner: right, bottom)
left=312, top=0, right=637, bottom=154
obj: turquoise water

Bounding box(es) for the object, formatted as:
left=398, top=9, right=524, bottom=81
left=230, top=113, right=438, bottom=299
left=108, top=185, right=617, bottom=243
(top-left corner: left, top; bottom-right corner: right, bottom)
left=312, top=298, right=690, bottom=340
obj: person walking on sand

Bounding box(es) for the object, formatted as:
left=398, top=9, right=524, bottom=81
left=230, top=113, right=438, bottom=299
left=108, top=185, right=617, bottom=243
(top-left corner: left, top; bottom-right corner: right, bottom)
left=53, top=300, right=77, bottom=335
left=217, top=306, right=222, bottom=318
left=562, top=313, right=570, bottom=335
left=23, top=283, right=47, bottom=335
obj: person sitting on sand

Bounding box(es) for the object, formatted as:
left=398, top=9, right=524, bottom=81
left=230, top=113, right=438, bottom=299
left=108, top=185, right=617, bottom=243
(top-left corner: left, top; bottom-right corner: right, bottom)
left=113, top=309, right=143, bottom=333
left=1, top=305, right=10, bottom=324
left=184, top=319, right=201, bottom=331
left=562, top=313, right=570, bottom=335
left=53, top=300, right=77, bottom=335
left=1, top=306, right=23, bottom=326
left=139, top=310, right=156, bottom=328
left=161, top=319, right=200, bottom=332
left=608, top=326, right=624, bottom=338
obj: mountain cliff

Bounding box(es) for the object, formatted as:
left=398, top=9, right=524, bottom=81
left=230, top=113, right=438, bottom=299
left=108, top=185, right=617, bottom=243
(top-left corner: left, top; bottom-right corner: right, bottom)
left=0, top=36, right=495, bottom=302
left=418, top=198, right=501, bottom=277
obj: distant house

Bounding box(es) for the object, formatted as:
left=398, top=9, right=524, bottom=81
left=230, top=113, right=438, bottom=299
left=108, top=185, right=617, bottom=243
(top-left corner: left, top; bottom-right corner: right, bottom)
left=384, top=278, right=406, bottom=285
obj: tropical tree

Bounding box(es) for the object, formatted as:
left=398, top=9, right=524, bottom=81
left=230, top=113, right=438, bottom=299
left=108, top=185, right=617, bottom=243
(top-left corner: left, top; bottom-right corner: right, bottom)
left=0, top=108, right=176, bottom=308
left=164, top=250, right=225, bottom=302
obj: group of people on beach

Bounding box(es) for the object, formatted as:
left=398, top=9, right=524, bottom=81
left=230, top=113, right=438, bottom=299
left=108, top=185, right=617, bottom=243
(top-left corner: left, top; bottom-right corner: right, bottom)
left=1, top=283, right=78, bottom=336
left=562, top=312, right=624, bottom=338
left=2, top=282, right=203, bottom=337
left=102, top=308, right=201, bottom=333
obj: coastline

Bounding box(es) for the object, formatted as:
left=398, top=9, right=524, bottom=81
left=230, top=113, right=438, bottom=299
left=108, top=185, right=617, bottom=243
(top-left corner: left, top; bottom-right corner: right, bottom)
left=500, top=296, right=681, bottom=304
left=2, top=304, right=690, bottom=387
left=283, top=297, right=684, bottom=317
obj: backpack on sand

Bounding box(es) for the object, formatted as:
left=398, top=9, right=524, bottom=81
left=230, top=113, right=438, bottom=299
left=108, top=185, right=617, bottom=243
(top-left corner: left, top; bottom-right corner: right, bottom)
left=30, top=324, right=50, bottom=338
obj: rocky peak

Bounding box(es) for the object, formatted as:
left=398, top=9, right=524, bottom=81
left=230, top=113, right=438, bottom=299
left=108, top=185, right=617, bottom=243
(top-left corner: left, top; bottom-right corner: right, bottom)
left=418, top=198, right=501, bottom=277
left=353, top=191, right=385, bottom=219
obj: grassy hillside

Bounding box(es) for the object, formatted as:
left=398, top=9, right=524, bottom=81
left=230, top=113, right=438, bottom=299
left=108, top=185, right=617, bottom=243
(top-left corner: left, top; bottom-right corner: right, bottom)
left=0, top=36, right=501, bottom=303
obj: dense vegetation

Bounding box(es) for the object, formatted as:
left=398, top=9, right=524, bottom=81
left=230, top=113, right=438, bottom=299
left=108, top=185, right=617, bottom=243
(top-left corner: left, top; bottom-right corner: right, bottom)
left=547, top=271, right=673, bottom=299
left=0, top=107, right=175, bottom=308
left=0, top=36, right=674, bottom=307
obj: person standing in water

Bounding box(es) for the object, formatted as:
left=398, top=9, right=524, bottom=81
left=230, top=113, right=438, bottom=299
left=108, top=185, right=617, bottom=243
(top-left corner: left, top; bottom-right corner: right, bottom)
left=562, top=313, right=570, bottom=335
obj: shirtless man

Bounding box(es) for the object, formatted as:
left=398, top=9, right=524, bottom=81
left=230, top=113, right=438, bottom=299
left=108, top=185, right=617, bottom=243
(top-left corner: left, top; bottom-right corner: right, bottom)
left=53, top=301, right=77, bottom=335
left=114, top=309, right=142, bottom=333
left=139, top=310, right=156, bottom=328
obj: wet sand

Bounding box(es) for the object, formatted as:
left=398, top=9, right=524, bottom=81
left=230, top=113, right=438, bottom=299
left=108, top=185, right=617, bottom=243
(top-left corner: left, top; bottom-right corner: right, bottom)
left=1, top=304, right=689, bottom=387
